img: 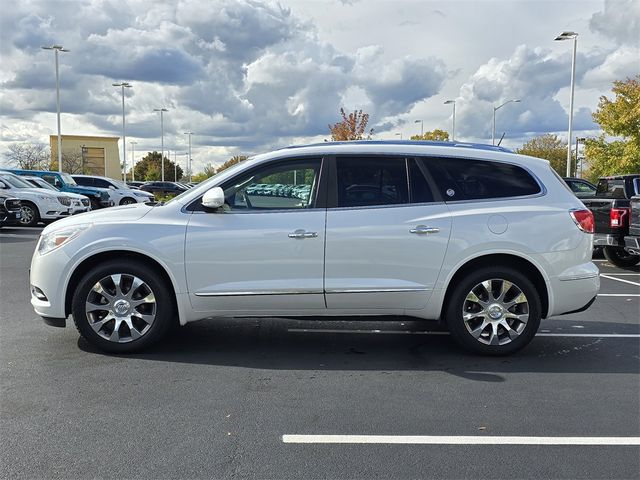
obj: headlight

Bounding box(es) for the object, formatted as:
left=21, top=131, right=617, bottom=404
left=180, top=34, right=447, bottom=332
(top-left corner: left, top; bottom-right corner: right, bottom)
left=132, top=190, right=150, bottom=197
left=38, top=224, right=91, bottom=256
left=57, top=196, right=71, bottom=206
left=38, top=195, right=56, bottom=203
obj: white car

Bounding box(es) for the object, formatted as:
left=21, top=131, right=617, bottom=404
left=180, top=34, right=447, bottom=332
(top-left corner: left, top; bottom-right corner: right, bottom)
left=21, top=176, right=91, bottom=215
left=0, top=172, right=72, bottom=227
left=29, top=141, right=599, bottom=355
left=71, top=175, right=154, bottom=205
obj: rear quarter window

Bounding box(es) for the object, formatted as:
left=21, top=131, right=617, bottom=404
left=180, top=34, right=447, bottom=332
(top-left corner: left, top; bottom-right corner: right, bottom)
left=424, top=157, right=541, bottom=201
left=596, top=179, right=625, bottom=198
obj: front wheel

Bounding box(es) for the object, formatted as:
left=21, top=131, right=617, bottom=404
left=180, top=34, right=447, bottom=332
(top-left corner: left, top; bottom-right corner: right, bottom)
left=119, top=197, right=136, bottom=205
left=71, top=260, right=175, bottom=353
left=445, top=267, right=541, bottom=355
left=603, top=246, right=640, bottom=268
left=19, top=201, right=40, bottom=227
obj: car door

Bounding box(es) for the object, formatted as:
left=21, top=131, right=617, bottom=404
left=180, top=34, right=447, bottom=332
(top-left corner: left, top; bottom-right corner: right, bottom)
left=185, top=157, right=327, bottom=314
left=324, top=156, right=451, bottom=310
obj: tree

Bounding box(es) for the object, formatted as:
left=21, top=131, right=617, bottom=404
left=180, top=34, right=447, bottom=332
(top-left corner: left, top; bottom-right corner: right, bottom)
left=410, top=129, right=450, bottom=141
left=216, top=155, right=247, bottom=174
left=61, top=151, right=85, bottom=174
left=329, top=108, right=373, bottom=141
left=515, top=134, right=568, bottom=175
left=6, top=142, right=50, bottom=170
left=584, top=75, right=640, bottom=180
left=133, top=151, right=183, bottom=181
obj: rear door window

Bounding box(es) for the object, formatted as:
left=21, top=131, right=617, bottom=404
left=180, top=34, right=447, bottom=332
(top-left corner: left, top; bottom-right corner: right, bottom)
left=424, top=157, right=541, bottom=201
left=335, top=156, right=408, bottom=207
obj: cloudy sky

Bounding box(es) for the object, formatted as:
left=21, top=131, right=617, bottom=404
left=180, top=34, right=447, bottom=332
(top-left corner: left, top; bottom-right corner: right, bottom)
left=0, top=0, right=638, bottom=173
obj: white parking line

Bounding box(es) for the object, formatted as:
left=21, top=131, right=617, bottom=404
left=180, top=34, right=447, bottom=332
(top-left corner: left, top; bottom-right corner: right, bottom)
left=598, top=293, right=640, bottom=297
left=287, top=329, right=640, bottom=338
left=600, top=274, right=640, bottom=287
left=282, top=434, right=640, bottom=445
left=601, top=273, right=640, bottom=276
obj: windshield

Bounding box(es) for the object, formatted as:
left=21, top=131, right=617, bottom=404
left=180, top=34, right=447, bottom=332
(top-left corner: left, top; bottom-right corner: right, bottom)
left=28, top=178, right=59, bottom=191
left=61, top=173, right=77, bottom=186
left=0, top=173, right=34, bottom=188
left=110, top=179, right=129, bottom=189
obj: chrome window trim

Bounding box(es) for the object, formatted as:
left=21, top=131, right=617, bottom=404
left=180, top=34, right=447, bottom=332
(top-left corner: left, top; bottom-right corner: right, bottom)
left=326, top=201, right=447, bottom=212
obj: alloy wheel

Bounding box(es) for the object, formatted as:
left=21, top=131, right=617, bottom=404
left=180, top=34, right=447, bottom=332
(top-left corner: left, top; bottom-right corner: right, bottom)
left=19, top=205, right=36, bottom=225
left=462, top=279, right=529, bottom=346
left=85, top=273, right=157, bottom=343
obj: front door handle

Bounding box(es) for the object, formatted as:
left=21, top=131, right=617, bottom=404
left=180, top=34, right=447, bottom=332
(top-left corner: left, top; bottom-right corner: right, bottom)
left=410, top=225, right=439, bottom=235
left=288, top=229, right=318, bottom=239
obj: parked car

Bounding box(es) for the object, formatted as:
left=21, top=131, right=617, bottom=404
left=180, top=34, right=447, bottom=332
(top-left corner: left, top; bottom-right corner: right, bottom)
left=0, top=172, right=72, bottom=227
left=0, top=191, right=22, bottom=228
left=21, top=176, right=91, bottom=215
left=29, top=141, right=598, bottom=355
left=563, top=177, right=597, bottom=199
left=581, top=174, right=640, bottom=267
left=623, top=195, right=640, bottom=257
left=72, top=175, right=154, bottom=205
left=139, top=181, right=188, bottom=196
left=8, top=169, right=112, bottom=209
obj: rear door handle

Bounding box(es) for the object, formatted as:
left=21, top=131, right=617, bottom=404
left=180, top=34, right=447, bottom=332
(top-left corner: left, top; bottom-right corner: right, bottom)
left=288, top=229, right=318, bottom=239
left=410, top=225, right=439, bottom=235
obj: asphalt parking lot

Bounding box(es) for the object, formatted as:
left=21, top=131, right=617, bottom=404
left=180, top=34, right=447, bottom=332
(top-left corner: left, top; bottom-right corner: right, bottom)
left=1, top=227, right=638, bottom=480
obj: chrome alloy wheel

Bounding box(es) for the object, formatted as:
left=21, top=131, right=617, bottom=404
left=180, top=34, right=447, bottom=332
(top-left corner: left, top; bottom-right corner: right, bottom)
left=462, top=279, right=529, bottom=346
left=19, top=205, right=35, bottom=225
left=85, top=274, right=156, bottom=343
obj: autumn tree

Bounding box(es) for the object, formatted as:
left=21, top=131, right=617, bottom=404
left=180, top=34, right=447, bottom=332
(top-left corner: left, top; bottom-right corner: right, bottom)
left=584, top=75, right=640, bottom=181
left=515, top=134, right=568, bottom=175
left=133, top=151, right=183, bottom=181
left=410, top=129, right=450, bottom=141
left=216, top=155, right=247, bottom=174
left=6, top=142, right=50, bottom=170
left=61, top=151, right=85, bottom=174
left=329, top=108, right=373, bottom=141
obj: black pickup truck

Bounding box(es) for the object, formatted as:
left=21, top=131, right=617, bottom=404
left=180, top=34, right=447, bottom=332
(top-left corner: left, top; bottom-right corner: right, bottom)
left=582, top=174, right=640, bottom=268
left=623, top=195, right=640, bottom=258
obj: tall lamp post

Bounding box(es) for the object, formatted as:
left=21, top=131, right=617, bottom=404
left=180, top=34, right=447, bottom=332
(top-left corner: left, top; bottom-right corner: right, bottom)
left=41, top=44, right=69, bottom=172
left=153, top=108, right=168, bottom=181
left=130, top=141, right=137, bottom=181
left=492, top=99, right=520, bottom=145
left=575, top=137, right=586, bottom=177
left=395, top=132, right=402, bottom=141
left=414, top=120, right=423, bottom=137
left=444, top=100, right=456, bottom=141
left=113, top=82, right=132, bottom=181
left=555, top=31, right=578, bottom=177
left=184, top=131, right=193, bottom=182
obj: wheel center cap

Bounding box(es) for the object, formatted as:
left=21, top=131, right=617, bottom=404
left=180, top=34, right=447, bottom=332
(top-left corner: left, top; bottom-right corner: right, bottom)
left=114, top=299, right=131, bottom=316
left=488, top=304, right=503, bottom=320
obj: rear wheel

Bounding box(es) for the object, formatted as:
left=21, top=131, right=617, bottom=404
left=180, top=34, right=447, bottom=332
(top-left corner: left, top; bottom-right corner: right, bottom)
left=603, top=246, right=640, bottom=268
left=71, top=260, right=175, bottom=353
left=19, top=201, right=40, bottom=227
left=445, top=266, right=541, bottom=355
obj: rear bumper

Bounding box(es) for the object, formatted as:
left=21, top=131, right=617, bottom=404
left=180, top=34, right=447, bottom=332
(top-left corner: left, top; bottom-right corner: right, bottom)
left=623, top=236, right=640, bottom=255
left=593, top=233, right=624, bottom=247
left=547, top=262, right=600, bottom=317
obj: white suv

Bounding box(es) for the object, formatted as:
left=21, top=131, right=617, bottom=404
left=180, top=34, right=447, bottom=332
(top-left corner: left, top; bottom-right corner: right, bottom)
left=71, top=175, right=154, bottom=205
left=29, top=141, right=599, bottom=355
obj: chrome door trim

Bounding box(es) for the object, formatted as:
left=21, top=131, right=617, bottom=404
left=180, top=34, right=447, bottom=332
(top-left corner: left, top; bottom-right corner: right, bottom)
left=325, top=287, right=429, bottom=294
left=194, top=290, right=322, bottom=297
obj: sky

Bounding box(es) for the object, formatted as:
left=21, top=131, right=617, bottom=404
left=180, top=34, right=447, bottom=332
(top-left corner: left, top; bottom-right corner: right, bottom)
left=0, top=0, right=638, bottom=173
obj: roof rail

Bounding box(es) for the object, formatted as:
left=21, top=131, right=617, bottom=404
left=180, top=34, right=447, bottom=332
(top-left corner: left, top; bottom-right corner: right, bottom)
left=282, top=140, right=513, bottom=153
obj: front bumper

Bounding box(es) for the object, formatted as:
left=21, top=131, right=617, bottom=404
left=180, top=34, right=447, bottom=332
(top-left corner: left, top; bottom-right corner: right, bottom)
left=1, top=210, right=21, bottom=226
left=41, top=207, right=72, bottom=220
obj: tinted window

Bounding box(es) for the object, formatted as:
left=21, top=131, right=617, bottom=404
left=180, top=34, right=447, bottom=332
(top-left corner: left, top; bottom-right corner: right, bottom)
left=93, top=178, right=111, bottom=188
left=568, top=180, right=595, bottom=194
left=428, top=157, right=541, bottom=200
left=408, top=159, right=434, bottom=203
left=222, top=158, right=321, bottom=211
left=596, top=178, right=626, bottom=199
left=336, top=157, right=408, bottom=207
left=74, top=177, right=93, bottom=186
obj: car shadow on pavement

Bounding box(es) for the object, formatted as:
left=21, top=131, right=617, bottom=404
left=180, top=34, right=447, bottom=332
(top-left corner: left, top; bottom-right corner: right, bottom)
left=77, top=316, right=640, bottom=381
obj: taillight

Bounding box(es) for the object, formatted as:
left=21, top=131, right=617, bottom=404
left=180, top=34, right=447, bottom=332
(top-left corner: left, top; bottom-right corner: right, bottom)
left=570, top=209, right=594, bottom=233
left=610, top=207, right=630, bottom=228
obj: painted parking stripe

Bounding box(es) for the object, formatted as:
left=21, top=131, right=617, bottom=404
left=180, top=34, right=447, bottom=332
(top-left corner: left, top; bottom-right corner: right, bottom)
left=287, top=328, right=640, bottom=338
left=598, top=293, right=640, bottom=297
left=282, top=435, right=640, bottom=445
left=600, top=274, right=640, bottom=287
left=600, top=273, right=640, bottom=276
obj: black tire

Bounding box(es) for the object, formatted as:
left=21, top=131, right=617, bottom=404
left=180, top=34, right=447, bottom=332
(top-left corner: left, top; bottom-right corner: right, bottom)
left=90, top=198, right=102, bottom=210
left=603, top=246, right=640, bottom=268
left=445, top=266, right=542, bottom=356
left=19, top=201, right=40, bottom=227
left=119, top=197, right=136, bottom=205
left=71, top=259, right=175, bottom=353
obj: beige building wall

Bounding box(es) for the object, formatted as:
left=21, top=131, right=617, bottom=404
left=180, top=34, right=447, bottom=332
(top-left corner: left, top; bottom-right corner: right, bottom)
left=50, top=135, right=121, bottom=179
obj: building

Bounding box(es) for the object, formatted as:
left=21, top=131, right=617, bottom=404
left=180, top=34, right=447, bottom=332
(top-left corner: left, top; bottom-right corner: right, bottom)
left=50, top=135, right=121, bottom=179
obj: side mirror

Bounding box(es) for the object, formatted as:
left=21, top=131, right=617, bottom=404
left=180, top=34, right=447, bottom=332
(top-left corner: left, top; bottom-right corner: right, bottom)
left=0, top=181, right=7, bottom=189
left=202, top=187, right=225, bottom=209
left=109, top=185, right=116, bottom=190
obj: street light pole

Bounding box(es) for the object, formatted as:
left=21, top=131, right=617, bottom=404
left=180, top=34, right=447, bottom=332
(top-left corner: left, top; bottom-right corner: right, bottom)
left=113, top=82, right=132, bottom=181
left=153, top=108, right=168, bottom=181
left=395, top=132, right=402, bottom=141
left=414, top=120, right=423, bottom=137
left=555, top=31, right=578, bottom=177
left=174, top=151, right=178, bottom=181
left=492, top=99, right=521, bottom=145
left=575, top=137, right=586, bottom=178
left=41, top=45, right=69, bottom=172
left=444, top=100, right=456, bottom=141
left=184, top=131, right=193, bottom=182
left=130, top=141, right=137, bottom=181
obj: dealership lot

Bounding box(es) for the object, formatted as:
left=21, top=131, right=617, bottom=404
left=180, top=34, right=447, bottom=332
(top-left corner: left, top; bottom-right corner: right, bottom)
left=1, top=227, right=638, bottom=479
